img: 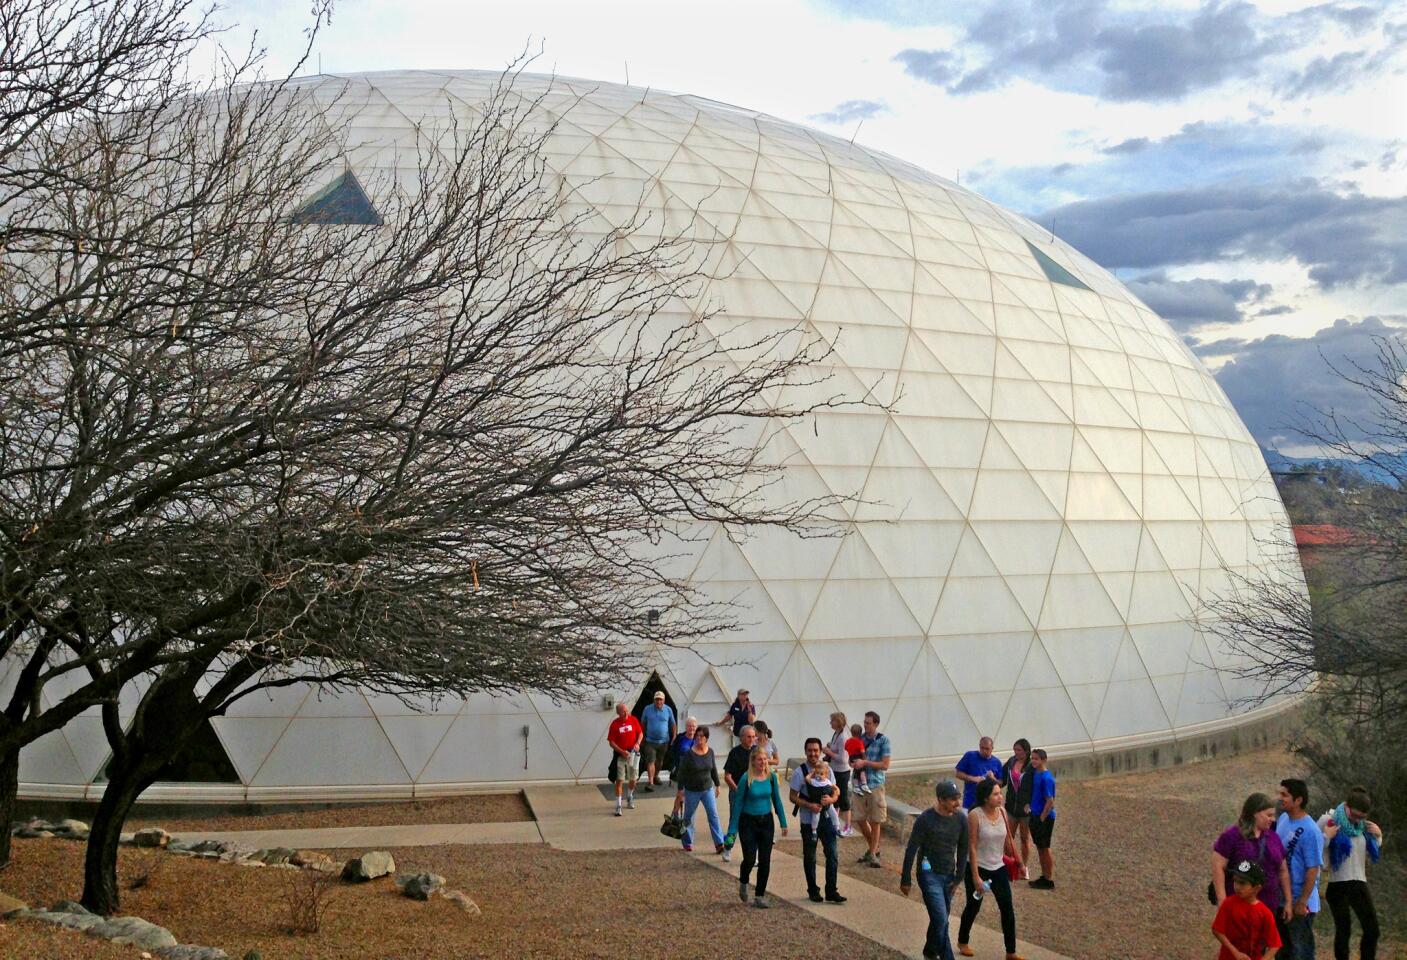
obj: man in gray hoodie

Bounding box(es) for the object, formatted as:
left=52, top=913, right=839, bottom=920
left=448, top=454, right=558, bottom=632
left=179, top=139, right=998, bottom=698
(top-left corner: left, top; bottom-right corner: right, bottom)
left=901, top=780, right=970, bottom=960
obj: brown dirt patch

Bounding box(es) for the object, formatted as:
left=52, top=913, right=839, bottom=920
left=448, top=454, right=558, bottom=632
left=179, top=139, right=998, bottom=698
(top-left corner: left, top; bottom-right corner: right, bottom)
left=125, top=792, right=532, bottom=833
left=0, top=836, right=906, bottom=959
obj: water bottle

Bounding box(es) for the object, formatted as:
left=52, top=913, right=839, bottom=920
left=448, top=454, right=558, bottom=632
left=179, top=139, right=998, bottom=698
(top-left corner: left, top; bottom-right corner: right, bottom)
left=919, top=856, right=931, bottom=872
left=973, top=879, right=990, bottom=900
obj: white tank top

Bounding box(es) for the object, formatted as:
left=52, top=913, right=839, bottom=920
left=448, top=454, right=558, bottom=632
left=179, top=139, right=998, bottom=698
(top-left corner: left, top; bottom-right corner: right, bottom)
left=974, top=808, right=1007, bottom=870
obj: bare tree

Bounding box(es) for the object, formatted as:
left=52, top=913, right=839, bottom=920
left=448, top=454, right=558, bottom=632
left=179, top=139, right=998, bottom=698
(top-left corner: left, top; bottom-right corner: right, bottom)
left=1201, top=336, right=1407, bottom=831
left=0, top=3, right=854, bottom=912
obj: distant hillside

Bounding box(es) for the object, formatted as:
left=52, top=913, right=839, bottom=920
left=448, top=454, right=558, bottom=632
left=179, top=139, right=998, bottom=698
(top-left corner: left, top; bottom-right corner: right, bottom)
left=1260, top=447, right=1401, bottom=486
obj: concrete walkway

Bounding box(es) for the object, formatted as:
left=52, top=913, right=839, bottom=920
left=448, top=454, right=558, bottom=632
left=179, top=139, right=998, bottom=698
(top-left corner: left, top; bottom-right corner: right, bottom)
left=167, top=784, right=1071, bottom=960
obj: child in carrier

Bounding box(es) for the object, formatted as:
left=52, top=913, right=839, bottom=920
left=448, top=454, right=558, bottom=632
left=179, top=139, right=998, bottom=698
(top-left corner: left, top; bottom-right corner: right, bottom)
left=806, top=760, right=842, bottom=831
left=845, top=723, right=869, bottom=795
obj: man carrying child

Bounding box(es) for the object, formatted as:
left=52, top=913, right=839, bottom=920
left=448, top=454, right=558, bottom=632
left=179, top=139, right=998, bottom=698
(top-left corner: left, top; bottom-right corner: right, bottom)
left=790, top=736, right=846, bottom=904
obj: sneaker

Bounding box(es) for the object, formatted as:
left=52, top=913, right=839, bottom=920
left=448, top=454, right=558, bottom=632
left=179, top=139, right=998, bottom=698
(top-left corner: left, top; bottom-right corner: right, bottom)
left=958, top=946, right=975, bottom=957
left=626, top=798, right=635, bottom=809
left=1029, top=877, right=1055, bottom=889
left=752, top=895, right=770, bottom=909
left=682, top=843, right=693, bottom=852
left=857, top=851, right=874, bottom=864
left=721, top=847, right=732, bottom=862
left=867, top=854, right=882, bottom=868
left=840, top=825, right=855, bottom=838
left=643, top=784, right=654, bottom=792
left=614, top=807, right=622, bottom=817
left=808, top=890, right=824, bottom=903
left=739, top=880, right=749, bottom=903
left=825, top=891, right=847, bottom=904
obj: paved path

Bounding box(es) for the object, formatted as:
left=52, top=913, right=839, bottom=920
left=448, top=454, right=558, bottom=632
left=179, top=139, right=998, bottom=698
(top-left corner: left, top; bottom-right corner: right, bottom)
left=167, top=784, right=1071, bottom=960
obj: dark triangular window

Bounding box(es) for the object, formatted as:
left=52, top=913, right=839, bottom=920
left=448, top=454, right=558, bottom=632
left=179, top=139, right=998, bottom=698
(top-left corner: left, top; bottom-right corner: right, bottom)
left=1025, top=239, right=1091, bottom=291
left=100, top=718, right=241, bottom=783
left=292, top=170, right=383, bottom=225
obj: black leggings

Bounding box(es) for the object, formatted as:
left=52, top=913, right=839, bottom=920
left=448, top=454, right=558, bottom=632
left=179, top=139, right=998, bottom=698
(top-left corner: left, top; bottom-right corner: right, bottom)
left=737, top=812, right=775, bottom=896
left=1326, top=880, right=1378, bottom=960
left=959, top=865, right=1016, bottom=953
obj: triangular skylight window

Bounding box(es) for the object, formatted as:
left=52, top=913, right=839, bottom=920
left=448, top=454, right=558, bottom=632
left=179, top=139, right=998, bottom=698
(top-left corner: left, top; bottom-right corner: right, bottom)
left=292, top=170, right=383, bottom=225
left=1025, top=239, right=1091, bottom=291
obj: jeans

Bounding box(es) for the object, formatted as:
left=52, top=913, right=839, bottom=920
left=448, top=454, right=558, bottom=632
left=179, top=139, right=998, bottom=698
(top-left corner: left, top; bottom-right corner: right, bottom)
left=801, top=815, right=840, bottom=895
left=1276, top=911, right=1316, bottom=960
left=681, top=788, right=724, bottom=849
left=959, top=865, right=1017, bottom=953
left=917, top=870, right=957, bottom=960
left=737, top=812, right=775, bottom=896
left=1326, top=881, right=1377, bottom=960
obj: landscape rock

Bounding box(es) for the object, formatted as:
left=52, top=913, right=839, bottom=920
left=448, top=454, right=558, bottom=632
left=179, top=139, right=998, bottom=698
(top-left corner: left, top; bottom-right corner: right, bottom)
left=396, top=872, right=445, bottom=900
left=155, top=945, right=229, bottom=960
left=132, top=827, right=170, bottom=848
left=341, top=850, right=395, bottom=881
left=50, top=899, right=91, bottom=914
left=11, top=825, right=45, bottom=838
left=53, top=818, right=90, bottom=839
left=440, top=889, right=481, bottom=915
left=103, top=915, right=179, bottom=950
left=0, top=891, right=27, bottom=916
left=249, top=846, right=298, bottom=865
left=290, top=850, right=336, bottom=871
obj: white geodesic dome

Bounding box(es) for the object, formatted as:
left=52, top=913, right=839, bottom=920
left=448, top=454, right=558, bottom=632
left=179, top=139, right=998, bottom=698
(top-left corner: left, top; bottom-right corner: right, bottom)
left=11, top=71, right=1305, bottom=801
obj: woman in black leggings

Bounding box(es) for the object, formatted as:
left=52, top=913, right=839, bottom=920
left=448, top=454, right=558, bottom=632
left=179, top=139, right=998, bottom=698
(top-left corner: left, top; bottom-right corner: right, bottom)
left=724, top=745, right=788, bottom=908
left=958, top=778, right=1024, bottom=960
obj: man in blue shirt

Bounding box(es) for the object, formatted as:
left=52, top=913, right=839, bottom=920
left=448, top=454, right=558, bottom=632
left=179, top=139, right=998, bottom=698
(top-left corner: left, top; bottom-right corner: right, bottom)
left=1276, top=777, right=1323, bottom=959
left=1027, top=748, right=1056, bottom=889
left=639, top=691, right=676, bottom=791
left=853, top=710, right=892, bottom=868
left=954, top=736, right=1003, bottom=809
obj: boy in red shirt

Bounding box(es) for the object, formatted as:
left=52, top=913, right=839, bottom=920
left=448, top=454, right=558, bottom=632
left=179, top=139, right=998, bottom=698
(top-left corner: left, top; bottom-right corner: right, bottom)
left=1212, top=860, right=1282, bottom=960
left=844, top=723, right=869, bottom=795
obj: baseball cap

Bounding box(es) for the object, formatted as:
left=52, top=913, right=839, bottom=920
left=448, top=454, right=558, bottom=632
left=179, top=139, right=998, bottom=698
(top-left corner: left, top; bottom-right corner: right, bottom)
left=653, top=691, right=665, bottom=699
left=935, top=779, right=961, bottom=800
left=1232, top=860, right=1265, bottom=885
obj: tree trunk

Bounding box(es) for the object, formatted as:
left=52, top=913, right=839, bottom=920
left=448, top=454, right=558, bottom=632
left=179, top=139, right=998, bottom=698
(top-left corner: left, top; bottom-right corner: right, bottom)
left=80, top=759, right=152, bottom=915
left=0, top=747, right=18, bottom=868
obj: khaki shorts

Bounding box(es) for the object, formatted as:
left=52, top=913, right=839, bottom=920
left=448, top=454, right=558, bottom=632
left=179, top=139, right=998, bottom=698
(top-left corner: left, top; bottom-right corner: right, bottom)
left=855, top=785, right=887, bottom=823
left=616, top=751, right=640, bottom=784
left=641, top=740, right=669, bottom=768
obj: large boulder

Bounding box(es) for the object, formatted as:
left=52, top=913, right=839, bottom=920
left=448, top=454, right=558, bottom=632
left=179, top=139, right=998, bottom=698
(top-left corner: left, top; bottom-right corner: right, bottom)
left=53, top=819, right=89, bottom=839
left=248, top=847, right=298, bottom=865
left=0, top=892, right=27, bottom=917
left=341, top=850, right=395, bottom=882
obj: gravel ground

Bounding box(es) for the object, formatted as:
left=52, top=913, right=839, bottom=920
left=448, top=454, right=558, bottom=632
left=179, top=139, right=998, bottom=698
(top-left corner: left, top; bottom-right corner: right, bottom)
left=0, top=837, right=906, bottom=960
left=124, top=792, right=532, bottom=833
left=856, top=746, right=1402, bottom=960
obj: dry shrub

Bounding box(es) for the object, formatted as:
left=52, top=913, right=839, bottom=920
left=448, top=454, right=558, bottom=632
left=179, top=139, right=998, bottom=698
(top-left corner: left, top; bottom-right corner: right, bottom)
left=282, top=866, right=339, bottom=934
left=124, top=848, right=167, bottom=891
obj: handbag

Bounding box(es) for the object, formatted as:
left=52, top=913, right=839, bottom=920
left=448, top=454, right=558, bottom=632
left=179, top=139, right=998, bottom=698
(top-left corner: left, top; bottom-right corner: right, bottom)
left=660, top=813, right=684, bottom=840
left=999, top=807, right=1023, bottom=879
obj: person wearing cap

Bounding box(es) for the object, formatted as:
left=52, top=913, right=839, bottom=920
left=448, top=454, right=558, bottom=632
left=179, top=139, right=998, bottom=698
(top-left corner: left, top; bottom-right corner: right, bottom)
left=901, top=779, right=970, bottom=960
left=639, top=691, right=676, bottom=791
left=722, top=688, right=756, bottom=739
left=1212, top=859, right=1282, bottom=960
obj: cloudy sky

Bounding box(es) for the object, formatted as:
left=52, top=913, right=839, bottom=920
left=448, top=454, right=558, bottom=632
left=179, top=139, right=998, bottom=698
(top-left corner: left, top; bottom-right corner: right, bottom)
left=229, top=0, right=1407, bottom=454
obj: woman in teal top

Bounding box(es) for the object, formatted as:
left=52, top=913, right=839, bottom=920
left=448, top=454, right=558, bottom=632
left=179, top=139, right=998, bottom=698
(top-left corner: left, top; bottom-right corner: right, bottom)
left=726, top=745, right=788, bottom=908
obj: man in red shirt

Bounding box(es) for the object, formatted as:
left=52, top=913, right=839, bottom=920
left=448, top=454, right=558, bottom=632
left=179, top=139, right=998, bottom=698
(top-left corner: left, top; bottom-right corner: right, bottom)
left=607, top=701, right=644, bottom=816
left=1213, top=860, right=1282, bottom=960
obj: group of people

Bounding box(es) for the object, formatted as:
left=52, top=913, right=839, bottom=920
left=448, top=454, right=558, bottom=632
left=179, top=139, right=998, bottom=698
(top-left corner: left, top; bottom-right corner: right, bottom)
left=902, top=737, right=1057, bottom=960
left=1209, top=780, right=1386, bottom=960
left=607, top=694, right=1387, bottom=960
